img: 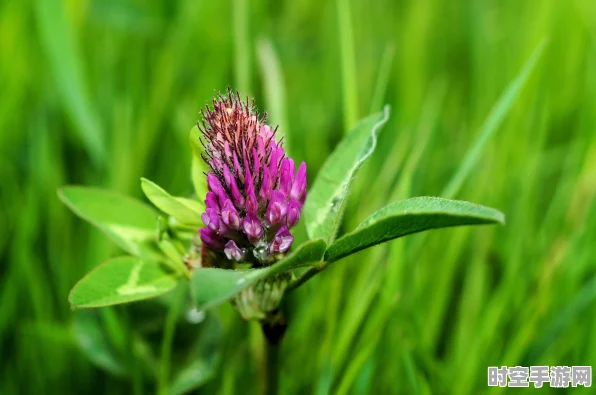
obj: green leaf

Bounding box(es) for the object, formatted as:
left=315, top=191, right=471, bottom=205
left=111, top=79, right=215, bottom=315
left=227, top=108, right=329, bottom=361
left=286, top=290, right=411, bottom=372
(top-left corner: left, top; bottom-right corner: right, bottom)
left=169, top=313, right=222, bottom=395
left=190, top=125, right=209, bottom=199
left=157, top=235, right=190, bottom=277
left=191, top=239, right=326, bottom=310
left=192, top=156, right=209, bottom=200
left=140, top=178, right=205, bottom=226
left=72, top=310, right=128, bottom=376
left=59, top=186, right=162, bottom=258
left=325, top=197, right=505, bottom=262
left=170, top=359, right=216, bottom=395
left=303, top=106, right=390, bottom=242
left=69, top=256, right=179, bottom=309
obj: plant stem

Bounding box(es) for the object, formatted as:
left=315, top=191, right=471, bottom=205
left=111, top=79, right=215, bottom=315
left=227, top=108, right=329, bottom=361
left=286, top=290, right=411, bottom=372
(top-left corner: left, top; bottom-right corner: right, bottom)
left=265, top=338, right=279, bottom=395
left=287, top=260, right=331, bottom=292
left=127, top=314, right=143, bottom=395
left=261, top=309, right=287, bottom=395
left=287, top=267, right=321, bottom=292
left=157, top=284, right=185, bottom=395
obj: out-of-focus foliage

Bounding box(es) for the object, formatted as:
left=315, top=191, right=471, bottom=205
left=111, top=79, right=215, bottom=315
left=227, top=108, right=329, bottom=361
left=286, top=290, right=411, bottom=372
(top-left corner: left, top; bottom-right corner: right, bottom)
left=0, top=0, right=595, bottom=393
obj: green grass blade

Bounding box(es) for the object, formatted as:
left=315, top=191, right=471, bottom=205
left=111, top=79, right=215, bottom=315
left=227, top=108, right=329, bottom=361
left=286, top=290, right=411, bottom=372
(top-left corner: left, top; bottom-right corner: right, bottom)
left=35, top=0, right=106, bottom=166
left=233, top=0, right=251, bottom=94
left=442, top=39, right=547, bottom=198
left=369, top=43, right=395, bottom=113
left=257, top=38, right=290, bottom=154
left=336, top=0, right=359, bottom=131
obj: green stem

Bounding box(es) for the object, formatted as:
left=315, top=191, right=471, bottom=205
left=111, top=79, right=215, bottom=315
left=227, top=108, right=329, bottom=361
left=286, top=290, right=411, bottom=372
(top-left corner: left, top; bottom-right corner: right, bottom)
left=123, top=308, right=143, bottom=395
left=261, top=309, right=287, bottom=394
left=157, top=285, right=185, bottom=395
left=287, top=260, right=331, bottom=292
left=265, top=339, right=279, bottom=395
left=287, top=267, right=321, bottom=292
left=132, top=350, right=143, bottom=395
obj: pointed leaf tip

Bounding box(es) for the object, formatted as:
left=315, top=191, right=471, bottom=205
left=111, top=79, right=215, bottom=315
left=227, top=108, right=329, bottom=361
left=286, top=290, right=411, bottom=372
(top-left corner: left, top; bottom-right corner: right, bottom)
left=304, top=106, right=390, bottom=243
left=140, top=178, right=205, bottom=226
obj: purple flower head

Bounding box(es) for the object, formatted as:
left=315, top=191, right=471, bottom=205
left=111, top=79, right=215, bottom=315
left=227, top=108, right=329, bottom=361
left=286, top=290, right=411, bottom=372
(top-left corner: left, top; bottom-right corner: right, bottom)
left=197, top=89, right=307, bottom=267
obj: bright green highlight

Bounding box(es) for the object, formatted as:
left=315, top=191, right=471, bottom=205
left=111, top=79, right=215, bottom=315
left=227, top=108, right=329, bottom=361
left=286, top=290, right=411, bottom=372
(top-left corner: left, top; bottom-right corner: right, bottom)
left=69, top=256, right=179, bottom=309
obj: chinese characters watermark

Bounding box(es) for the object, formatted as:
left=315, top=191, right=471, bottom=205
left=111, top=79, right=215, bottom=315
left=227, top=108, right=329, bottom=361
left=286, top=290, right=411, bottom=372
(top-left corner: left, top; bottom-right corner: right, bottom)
left=488, top=366, right=592, bottom=388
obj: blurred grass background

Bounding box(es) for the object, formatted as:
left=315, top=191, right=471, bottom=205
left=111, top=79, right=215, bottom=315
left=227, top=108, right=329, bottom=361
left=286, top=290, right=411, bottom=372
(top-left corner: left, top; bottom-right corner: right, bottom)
left=1, top=0, right=595, bottom=393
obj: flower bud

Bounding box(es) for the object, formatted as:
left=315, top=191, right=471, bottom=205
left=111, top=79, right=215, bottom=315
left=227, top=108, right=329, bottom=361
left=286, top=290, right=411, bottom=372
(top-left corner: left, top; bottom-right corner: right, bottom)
left=269, top=226, right=293, bottom=255
left=286, top=199, right=302, bottom=228
left=243, top=212, right=264, bottom=244
left=199, top=228, right=224, bottom=251
left=221, top=199, right=242, bottom=229
left=224, top=240, right=245, bottom=262
left=201, top=208, right=223, bottom=233
left=290, top=161, right=307, bottom=204
left=279, top=158, right=295, bottom=197
left=265, top=191, right=287, bottom=226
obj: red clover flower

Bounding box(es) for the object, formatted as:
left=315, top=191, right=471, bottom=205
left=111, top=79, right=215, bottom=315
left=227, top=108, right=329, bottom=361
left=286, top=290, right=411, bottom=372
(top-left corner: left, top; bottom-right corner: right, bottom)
left=197, top=89, right=307, bottom=268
